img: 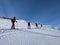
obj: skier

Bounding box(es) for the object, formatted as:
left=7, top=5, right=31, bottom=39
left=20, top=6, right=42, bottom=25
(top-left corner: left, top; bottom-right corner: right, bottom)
left=36, top=23, right=38, bottom=28
left=11, top=17, right=17, bottom=29
left=41, top=24, right=42, bottom=27
left=28, top=22, right=30, bottom=29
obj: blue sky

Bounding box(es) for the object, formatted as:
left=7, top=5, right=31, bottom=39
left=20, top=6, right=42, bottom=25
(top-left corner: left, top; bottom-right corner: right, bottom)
left=0, top=0, right=60, bottom=28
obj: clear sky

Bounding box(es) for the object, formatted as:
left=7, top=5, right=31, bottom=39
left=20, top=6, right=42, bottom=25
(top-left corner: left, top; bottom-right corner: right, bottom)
left=0, top=0, right=60, bottom=28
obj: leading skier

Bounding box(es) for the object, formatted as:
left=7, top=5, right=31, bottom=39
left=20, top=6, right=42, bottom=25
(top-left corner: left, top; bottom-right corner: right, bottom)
left=11, top=16, right=17, bottom=29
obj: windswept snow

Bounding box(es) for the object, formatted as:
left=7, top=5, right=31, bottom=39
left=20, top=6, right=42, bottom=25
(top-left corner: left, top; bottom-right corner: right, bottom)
left=0, top=18, right=60, bottom=45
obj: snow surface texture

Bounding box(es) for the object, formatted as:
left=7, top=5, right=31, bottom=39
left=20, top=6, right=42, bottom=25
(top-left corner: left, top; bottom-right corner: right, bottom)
left=0, top=18, right=60, bottom=45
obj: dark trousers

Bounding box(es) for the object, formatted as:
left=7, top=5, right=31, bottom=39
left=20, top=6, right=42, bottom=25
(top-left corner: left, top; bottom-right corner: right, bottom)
left=11, top=22, right=15, bottom=29
left=28, top=22, right=30, bottom=29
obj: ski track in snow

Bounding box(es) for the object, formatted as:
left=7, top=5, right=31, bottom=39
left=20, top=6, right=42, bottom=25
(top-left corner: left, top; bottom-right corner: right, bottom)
left=0, top=29, right=19, bottom=39
left=0, top=28, right=60, bottom=39
left=18, top=29, right=60, bottom=38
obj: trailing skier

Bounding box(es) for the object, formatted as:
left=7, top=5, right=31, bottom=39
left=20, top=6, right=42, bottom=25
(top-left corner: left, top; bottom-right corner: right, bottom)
left=28, top=22, right=31, bottom=29
left=41, top=24, right=42, bottom=27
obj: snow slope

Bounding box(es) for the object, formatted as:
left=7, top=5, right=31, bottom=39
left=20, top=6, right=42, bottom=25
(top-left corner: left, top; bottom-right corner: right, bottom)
left=0, top=18, right=59, bottom=30
left=0, top=18, right=60, bottom=45
left=0, top=29, right=60, bottom=45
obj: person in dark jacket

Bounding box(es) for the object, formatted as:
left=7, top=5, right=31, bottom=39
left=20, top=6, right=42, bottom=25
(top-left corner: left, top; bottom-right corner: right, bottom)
left=28, top=22, right=30, bottom=29
left=41, top=24, right=42, bottom=27
left=11, top=17, right=17, bottom=29
left=36, top=23, right=38, bottom=28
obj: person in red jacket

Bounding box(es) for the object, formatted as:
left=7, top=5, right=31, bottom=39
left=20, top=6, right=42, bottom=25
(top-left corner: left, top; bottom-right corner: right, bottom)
left=11, top=17, right=17, bottom=29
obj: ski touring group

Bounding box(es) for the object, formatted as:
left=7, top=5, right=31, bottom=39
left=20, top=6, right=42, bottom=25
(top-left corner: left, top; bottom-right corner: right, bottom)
left=0, top=16, right=43, bottom=29
left=10, top=17, right=42, bottom=29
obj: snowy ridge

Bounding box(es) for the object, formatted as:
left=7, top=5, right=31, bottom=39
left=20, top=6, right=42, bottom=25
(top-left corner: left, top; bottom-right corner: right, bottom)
left=0, top=18, right=59, bottom=30
left=0, top=18, right=60, bottom=45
